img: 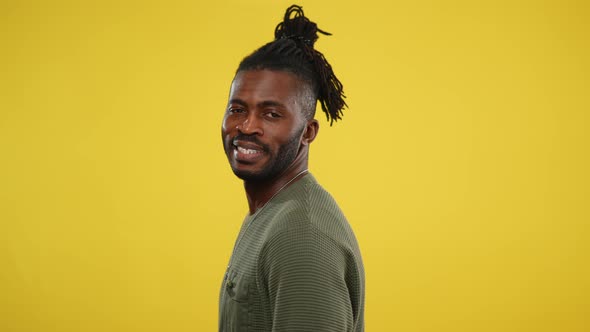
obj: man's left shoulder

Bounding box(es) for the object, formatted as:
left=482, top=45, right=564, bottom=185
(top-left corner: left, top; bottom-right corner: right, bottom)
left=303, top=181, right=357, bottom=243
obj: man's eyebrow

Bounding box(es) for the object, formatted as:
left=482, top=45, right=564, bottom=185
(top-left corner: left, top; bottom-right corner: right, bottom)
left=228, top=98, right=247, bottom=106
left=257, top=100, right=285, bottom=109
left=228, top=99, right=286, bottom=109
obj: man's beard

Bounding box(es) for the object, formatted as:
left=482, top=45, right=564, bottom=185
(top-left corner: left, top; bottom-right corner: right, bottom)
left=228, top=126, right=304, bottom=182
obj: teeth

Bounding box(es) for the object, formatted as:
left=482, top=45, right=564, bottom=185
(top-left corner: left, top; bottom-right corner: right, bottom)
left=237, top=146, right=259, bottom=155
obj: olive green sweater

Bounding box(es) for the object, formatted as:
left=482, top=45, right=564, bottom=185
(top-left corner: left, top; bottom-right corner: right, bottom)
left=219, top=174, right=365, bottom=332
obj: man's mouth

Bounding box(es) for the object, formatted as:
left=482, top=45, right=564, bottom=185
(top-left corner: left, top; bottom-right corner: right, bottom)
left=236, top=146, right=261, bottom=155
left=232, top=141, right=265, bottom=162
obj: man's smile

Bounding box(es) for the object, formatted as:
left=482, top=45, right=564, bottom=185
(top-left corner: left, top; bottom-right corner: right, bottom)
left=232, top=140, right=266, bottom=163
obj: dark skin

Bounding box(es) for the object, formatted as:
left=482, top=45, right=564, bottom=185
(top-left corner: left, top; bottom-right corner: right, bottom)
left=221, top=69, right=319, bottom=215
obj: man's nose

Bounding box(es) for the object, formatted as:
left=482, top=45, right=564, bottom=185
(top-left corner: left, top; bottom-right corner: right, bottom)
left=237, top=113, right=263, bottom=136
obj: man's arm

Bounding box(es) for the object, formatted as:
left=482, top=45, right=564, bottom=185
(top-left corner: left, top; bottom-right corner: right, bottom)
left=259, top=224, right=361, bottom=332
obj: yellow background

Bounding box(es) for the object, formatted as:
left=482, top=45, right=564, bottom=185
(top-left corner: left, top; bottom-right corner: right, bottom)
left=1, top=0, right=589, bottom=331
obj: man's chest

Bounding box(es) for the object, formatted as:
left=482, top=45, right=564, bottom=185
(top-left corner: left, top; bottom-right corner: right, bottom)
left=219, top=222, right=270, bottom=331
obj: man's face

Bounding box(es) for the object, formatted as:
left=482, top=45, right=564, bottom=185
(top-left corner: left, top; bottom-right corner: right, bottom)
left=221, top=70, right=307, bottom=182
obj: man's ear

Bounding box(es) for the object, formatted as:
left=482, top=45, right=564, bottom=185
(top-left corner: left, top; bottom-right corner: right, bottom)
left=301, top=119, right=319, bottom=146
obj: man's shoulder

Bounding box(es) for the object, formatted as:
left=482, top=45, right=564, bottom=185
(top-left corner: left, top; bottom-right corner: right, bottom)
left=262, top=177, right=355, bottom=246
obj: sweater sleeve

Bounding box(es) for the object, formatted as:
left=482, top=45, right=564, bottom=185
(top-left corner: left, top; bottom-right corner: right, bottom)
left=258, top=224, right=357, bottom=332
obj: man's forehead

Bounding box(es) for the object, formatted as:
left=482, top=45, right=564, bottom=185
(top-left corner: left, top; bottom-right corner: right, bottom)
left=230, top=70, right=302, bottom=95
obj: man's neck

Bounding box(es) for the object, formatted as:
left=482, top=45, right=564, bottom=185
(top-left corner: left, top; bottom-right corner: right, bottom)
left=243, top=163, right=309, bottom=215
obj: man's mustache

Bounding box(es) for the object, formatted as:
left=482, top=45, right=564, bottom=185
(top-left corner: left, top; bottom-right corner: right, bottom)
left=232, top=134, right=270, bottom=152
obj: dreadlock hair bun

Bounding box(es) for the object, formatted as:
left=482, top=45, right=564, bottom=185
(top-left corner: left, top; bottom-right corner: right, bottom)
left=237, top=4, right=347, bottom=125
left=274, top=5, right=330, bottom=47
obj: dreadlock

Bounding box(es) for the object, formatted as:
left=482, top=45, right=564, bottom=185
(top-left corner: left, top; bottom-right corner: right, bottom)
left=236, top=5, right=347, bottom=125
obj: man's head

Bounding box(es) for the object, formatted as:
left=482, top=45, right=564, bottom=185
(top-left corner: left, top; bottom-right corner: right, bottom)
left=221, top=5, right=346, bottom=182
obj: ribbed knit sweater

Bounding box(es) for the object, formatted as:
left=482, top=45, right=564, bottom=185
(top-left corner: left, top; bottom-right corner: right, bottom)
left=219, top=174, right=365, bottom=332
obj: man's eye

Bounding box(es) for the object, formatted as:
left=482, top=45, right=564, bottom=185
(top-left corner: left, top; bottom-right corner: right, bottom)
left=229, top=108, right=245, bottom=113
left=265, top=111, right=281, bottom=118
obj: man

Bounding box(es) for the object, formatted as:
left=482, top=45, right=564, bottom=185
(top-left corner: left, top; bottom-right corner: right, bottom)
left=219, top=5, right=365, bottom=331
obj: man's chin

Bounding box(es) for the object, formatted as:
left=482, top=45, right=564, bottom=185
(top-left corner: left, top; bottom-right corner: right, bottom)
left=232, top=167, right=273, bottom=182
